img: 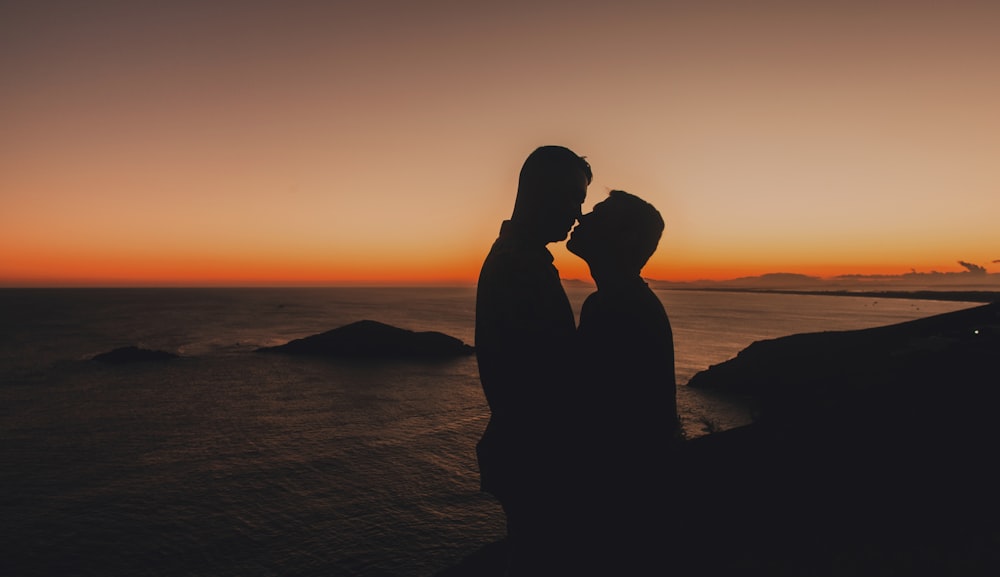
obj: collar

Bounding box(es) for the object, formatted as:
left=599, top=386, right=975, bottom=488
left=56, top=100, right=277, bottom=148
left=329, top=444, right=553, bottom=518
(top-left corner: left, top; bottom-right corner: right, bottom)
left=495, top=220, right=554, bottom=263
left=594, top=275, right=649, bottom=295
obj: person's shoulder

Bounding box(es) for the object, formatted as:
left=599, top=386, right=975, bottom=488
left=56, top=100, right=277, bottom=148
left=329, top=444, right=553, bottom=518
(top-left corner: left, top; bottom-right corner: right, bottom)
left=640, top=284, right=667, bottom=307
left=481, top=242, right=528, bottom=276
left=484, top=239, right=553, bottom=273
left=639, top=288, right=671, bottom=324
left=610, top=285, right=671, bottom=326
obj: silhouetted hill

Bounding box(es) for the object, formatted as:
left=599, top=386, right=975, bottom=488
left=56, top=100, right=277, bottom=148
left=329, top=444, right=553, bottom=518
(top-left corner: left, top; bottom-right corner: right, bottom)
left=256, top=320, right=474, bottom=359
left=687, top=301, right=999, bottom=434
left=645, top=272, right=825, bottom=290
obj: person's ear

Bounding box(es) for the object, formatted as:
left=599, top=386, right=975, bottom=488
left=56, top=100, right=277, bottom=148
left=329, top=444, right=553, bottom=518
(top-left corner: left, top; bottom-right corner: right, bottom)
left=619, top=228, right=641, bottom=252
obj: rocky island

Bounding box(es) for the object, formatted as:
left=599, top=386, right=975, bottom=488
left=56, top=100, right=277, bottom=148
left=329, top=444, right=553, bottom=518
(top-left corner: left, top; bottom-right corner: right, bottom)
left=91, top=346, right=180, bottom=364
left=256, top=319, right=475, bottom=359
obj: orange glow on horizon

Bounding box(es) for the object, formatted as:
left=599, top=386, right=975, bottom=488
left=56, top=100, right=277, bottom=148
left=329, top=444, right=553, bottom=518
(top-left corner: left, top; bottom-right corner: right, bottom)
left=0, top=247, right=485, bottom=287
left=2, top=3, right=998, bottom=288
left=2, top=242, right=991, bottom=287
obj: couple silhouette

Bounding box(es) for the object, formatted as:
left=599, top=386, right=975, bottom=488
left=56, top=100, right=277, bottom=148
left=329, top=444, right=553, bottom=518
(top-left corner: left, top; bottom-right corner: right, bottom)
left=475, top=146, right=681, bottom=576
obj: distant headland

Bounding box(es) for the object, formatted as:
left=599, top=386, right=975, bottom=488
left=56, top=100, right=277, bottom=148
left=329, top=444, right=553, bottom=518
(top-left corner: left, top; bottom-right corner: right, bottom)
left=640, top=265, right=1000, bottom=299
left=660, top=286, right=999, bottom=303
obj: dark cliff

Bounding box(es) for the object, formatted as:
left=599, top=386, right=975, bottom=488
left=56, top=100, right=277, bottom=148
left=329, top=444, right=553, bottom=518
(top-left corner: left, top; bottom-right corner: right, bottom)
left=677, top=302, right=1000, bottom=574
left=688, top=301, right=999, bottom=438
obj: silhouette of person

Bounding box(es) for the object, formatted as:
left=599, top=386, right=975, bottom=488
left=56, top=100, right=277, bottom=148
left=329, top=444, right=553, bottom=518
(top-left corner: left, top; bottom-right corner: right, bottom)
left=566, top=190, right=681, bottom=574
left=475, top=145, right=592, bottom=576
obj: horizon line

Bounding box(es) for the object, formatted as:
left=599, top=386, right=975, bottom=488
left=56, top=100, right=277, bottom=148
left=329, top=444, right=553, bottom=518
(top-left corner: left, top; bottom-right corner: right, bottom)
left=3, top=270, right=1000, bottom=290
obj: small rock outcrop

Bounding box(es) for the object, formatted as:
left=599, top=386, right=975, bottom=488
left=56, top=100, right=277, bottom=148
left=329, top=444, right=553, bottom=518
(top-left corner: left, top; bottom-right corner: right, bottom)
left=256, top=320, right=475, bottom=359
left=92, top=346, right=179, bottom=364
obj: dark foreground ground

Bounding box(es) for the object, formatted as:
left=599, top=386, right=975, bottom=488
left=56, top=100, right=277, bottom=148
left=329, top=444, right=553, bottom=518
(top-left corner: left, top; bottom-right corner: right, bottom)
left=434, top=301, right=1000, bottom=576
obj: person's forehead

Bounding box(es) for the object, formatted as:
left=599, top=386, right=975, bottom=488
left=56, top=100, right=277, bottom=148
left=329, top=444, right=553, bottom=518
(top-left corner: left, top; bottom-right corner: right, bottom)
left=552, top=169, right=587, bottom=186
left=568, top=171, right=589, bottom=198
left=536, top=169, right=587, bottom=202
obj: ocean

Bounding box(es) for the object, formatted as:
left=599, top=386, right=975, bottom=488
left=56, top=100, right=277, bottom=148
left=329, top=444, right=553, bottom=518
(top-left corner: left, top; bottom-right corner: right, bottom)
left=0, top=287, right=978, bottom=577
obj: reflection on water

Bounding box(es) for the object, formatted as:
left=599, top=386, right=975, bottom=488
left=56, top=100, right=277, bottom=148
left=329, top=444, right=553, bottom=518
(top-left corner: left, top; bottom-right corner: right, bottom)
left=0, top=287, right=979, bottom=576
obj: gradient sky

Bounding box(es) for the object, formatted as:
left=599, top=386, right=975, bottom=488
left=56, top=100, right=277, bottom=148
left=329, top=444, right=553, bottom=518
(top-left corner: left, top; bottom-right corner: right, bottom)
left=3, top=0, right=998, bottom=286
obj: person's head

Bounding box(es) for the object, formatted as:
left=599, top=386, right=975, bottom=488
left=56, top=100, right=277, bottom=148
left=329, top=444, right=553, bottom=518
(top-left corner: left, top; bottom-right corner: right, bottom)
left=567, top=190, right=663, bottom=275
left=510, top=145, right=592, bottom=243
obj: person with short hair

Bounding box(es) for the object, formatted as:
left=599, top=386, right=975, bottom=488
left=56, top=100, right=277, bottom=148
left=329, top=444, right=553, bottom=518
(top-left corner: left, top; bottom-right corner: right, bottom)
left=567, top=189, right=681, bottom=574
left=475, top=145, right=592, bottom=575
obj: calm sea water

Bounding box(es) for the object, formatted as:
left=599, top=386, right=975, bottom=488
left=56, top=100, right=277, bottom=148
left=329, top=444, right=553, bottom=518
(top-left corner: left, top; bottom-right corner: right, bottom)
left=0, top=287, right=977, bottom=577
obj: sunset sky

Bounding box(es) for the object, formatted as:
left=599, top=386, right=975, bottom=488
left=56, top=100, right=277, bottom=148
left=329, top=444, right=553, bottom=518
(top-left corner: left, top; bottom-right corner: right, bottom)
left=2, top=0, right=998, bottom=286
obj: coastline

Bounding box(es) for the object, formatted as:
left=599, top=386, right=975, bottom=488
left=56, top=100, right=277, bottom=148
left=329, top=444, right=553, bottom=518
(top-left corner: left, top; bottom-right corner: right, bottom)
left=660, top=287, right=1000, bottom=303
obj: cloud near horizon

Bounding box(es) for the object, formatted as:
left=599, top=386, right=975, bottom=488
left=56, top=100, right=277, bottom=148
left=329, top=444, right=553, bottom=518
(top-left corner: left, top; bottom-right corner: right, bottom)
left=957, top=261, right=988, bottom=274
